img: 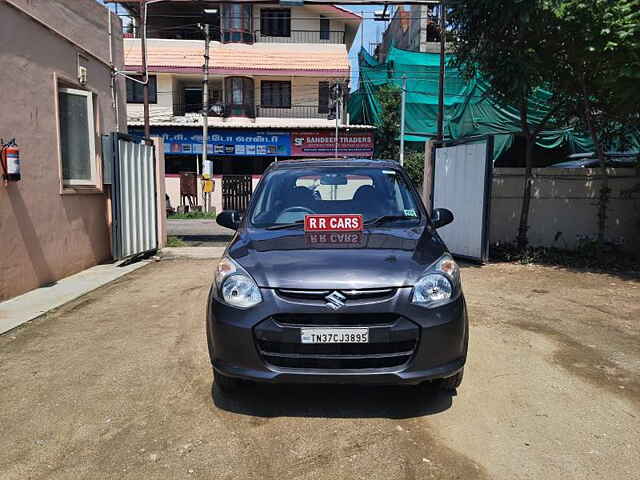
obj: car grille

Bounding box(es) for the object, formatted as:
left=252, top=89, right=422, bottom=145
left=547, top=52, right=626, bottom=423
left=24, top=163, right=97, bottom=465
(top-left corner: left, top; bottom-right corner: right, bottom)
left=276, top=288, right=396, bottom=303
left=272, top=313, right=397, bottom=326
left=254, top=316, right=419, bottom=371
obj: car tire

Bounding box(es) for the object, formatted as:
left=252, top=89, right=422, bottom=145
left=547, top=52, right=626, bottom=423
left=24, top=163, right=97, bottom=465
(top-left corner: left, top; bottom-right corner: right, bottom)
left=439, top=368, right=464, bottom=391
left=214, top=370, right=241, bottom=393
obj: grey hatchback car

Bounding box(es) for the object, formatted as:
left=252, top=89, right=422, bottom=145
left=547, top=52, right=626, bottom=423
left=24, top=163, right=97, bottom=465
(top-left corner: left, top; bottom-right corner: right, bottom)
left=207, top=159, right=467, bottom=392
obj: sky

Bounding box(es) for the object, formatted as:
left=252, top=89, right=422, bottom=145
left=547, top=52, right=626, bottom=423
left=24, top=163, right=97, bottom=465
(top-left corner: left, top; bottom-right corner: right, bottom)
left=98, top=1, right=387, bottom=88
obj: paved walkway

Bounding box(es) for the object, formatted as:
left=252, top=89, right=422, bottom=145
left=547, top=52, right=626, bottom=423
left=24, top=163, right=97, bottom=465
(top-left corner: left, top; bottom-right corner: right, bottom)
left=0, top=259, right=152, bottom=334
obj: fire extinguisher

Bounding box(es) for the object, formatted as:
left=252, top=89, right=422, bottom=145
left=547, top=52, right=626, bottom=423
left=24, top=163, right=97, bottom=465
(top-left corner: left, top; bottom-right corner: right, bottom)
left=1, top=139, right=20, bottom=182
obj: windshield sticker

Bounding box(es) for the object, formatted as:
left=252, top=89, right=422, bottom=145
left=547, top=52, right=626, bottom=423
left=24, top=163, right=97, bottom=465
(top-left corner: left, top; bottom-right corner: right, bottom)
left=404, top=209, right=417, bottom=217
left=304, top=214, right=363, bottom=232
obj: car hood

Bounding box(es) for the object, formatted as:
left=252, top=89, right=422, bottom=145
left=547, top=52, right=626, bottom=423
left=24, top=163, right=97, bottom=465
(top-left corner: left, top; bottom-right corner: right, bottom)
left=227, top=226, right=447, bottom=289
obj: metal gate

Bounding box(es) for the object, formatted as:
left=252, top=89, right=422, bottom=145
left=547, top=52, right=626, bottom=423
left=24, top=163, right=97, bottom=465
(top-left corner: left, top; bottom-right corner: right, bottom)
left=431, top=136, right=494, bottom=263
left=222, top=175, right=253, bottom=212
left=103, top=133, right=158, bottom=260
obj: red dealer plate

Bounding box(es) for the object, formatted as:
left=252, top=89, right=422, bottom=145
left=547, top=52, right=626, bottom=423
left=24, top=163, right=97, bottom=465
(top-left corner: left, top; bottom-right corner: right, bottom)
left=304, top=214, right=363, bottom=232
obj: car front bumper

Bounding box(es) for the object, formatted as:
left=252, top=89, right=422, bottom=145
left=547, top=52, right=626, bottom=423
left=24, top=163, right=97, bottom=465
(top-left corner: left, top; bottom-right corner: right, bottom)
left=206, top=287, right=468, bottom=385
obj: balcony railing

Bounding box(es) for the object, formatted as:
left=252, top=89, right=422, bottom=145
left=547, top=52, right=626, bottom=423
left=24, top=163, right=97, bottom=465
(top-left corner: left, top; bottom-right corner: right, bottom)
left=173, top=102, right=256, bottom=118
left=173, top=103, right=331, bottom=120
left=254, top=29, right=345, bottom=44
left=125, top=27, right=345, bottom=44
left=256, top=105, right=330, bottom=119
left=124, top=27, right=221, bottom=41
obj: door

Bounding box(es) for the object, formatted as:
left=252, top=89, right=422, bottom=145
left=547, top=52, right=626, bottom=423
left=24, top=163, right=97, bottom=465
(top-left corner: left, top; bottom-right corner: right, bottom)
left=431, top=136, right=494, bottom=263
left=104, top=133, right=158, bottom=260
left=222, top=175, right=253, bottom=212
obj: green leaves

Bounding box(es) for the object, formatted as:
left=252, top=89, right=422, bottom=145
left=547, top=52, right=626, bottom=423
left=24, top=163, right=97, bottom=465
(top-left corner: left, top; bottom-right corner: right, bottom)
left=374, top=83, right=401, bottom=160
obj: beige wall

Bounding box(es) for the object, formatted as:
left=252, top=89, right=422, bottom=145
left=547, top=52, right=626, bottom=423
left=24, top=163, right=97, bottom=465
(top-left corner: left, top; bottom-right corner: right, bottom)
left=254, top=75, right=344, bottom=106
left=490, top=168, right=640, bottom=251
left=127, top=74, right=176, bottom=119
left=0, top=0, right=125, bottom=301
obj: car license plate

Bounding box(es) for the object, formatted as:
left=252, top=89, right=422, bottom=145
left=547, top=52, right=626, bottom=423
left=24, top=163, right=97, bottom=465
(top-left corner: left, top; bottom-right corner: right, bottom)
left=300, top=328, right=369, bottom=344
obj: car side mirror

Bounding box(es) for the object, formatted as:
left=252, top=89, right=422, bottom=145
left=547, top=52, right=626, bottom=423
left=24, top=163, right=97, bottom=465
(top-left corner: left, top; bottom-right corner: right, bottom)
left=431, top=208, right=454, bottom=229
left=217, top=210, right=241, bottom=230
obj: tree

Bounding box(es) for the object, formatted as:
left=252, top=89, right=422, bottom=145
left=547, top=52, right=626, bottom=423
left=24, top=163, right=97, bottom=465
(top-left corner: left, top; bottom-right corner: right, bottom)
left=549, top=0, right=640, bottom=243
left=374, top=83, right=401, bottom=160
left=448, top=0, right=567, bottom=248
left=372, top=83, right=425, bottom=188
left=404, top=151, right=425, bottom=189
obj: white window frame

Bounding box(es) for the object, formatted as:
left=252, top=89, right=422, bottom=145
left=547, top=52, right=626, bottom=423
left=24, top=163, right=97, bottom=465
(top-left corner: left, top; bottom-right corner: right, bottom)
left=58, top=87, right=97, bottom=187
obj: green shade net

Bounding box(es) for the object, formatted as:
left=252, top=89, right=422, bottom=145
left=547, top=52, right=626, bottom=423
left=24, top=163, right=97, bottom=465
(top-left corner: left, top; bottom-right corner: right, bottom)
left=349, top=46, right=639, bottom=161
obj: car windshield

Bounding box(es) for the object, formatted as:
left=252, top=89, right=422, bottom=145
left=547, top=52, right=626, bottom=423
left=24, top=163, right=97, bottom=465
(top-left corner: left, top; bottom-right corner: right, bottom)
left=250, top=166, right=423, bottom=228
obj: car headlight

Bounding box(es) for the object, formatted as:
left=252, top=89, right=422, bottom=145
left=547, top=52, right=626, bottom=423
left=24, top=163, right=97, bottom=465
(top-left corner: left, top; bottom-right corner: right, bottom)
left=214, top=257, right=262, bottom=309
left=411, top=253, right=460, bottom=307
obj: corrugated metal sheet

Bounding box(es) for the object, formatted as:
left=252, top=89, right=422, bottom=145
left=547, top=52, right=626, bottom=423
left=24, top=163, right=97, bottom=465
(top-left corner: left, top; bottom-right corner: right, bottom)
left=109, top=134, right=158, bottom=260
left=432, top=138, right=493, bottom=262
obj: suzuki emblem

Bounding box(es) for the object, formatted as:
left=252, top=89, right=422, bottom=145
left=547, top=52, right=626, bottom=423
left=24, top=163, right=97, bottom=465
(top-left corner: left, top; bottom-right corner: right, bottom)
left=325, top=291, right=347, bottom=310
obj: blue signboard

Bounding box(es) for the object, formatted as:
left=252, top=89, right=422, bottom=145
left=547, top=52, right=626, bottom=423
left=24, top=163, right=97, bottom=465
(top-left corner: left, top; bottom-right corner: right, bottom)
left=131, top=127, right=291, bottom=156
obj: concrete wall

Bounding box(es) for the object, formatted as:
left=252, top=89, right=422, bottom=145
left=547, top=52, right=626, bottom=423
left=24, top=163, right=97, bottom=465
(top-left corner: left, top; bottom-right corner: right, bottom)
left=0, top=0, right=125, bottom=301
left=165, top=174, right=263, bottom=215
left=254, top=75, right=344, bottom=107
left=490, top=168, right=640, bottom=251
left=127, top=74, right=175, bottom=119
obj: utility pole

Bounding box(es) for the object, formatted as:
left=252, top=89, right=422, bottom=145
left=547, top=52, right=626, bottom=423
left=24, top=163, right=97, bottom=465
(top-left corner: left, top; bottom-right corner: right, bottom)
left=201, top=22, right=210, bottom=181
left=334, top=94, right=340, bottom=159
left=332, top=83, right=341, bottom=159
left=436, top=1, right=446, bottom=141
left=400, top=74, right=407, bottom=166
left=140, top=0, right=150, bottom=138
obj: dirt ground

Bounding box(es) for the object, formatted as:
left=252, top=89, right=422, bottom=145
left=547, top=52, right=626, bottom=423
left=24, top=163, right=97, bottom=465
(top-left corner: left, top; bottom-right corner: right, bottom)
left=0, top=259, right=638, bottom=480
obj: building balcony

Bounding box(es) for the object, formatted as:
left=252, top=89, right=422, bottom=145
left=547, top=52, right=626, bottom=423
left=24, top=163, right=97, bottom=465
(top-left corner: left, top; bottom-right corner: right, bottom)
left=172, top=103, right=332, bottom=120
left=253, top=29, right=345, bottom=44
left=124, top=29, right=345, bottom=45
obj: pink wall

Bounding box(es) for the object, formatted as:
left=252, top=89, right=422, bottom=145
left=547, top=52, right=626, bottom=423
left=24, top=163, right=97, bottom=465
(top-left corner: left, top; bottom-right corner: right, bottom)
left=0, top=1, right=126, bottom=300
left=165, top=174, right=262, bottom=214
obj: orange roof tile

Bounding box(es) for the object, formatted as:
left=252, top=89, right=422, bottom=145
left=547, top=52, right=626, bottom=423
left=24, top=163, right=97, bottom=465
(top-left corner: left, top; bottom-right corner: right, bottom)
left=124, top=39, right=350, bottom=76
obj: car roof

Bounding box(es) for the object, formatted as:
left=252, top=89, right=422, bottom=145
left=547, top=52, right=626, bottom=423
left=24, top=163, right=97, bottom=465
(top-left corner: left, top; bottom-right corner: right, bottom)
left=567, top=151, right=639, bottom=159
left=267, top=158, right=401, bottom=170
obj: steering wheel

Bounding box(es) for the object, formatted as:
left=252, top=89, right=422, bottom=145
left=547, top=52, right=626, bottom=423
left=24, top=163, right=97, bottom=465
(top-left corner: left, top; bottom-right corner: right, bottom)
left=280, top=206, right=315, bottom=215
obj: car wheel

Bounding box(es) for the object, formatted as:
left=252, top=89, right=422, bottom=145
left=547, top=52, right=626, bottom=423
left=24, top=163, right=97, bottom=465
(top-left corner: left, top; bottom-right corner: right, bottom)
left=439, top=368, right=464, bottom=391
left=214, top=370, right=242, bottom=393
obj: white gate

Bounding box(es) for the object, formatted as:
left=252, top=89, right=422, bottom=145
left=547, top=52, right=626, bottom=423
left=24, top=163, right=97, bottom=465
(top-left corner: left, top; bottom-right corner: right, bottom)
left=431, top=136, right=494, bottom=263
left=104, top=134, right=158, bottom=260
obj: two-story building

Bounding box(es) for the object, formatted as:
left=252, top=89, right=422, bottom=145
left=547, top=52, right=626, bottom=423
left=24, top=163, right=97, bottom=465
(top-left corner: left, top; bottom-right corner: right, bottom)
left=112, top=1, right=374, bottom=211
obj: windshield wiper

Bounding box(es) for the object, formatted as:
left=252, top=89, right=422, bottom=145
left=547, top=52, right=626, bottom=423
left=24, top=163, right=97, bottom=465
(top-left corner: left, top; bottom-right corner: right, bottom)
left=364, top=215, right=417, bottom=226
left=265, top=220, right=305, bottom=230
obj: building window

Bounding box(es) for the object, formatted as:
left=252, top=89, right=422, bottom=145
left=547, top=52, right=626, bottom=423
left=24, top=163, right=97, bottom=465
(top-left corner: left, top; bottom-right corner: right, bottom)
left=225, top=77, right=255, bottom=117
left=260, top=9, right=291, bottom=37
left=222, top=3, right=253, bottom=43
left=126, top=75, right=157, bottom=103
left=58, top=87, right=97, bottom=186
left=320, top=16, right=330, bottom=40
left=261, top=81, right=291, bottom=108
left=318, top=81, right=330, bottom=113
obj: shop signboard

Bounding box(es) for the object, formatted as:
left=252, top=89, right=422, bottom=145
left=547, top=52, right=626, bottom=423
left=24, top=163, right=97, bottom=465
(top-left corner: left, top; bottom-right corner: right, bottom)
left=291, top=131, right=374, bottom=157
left=131, top=128, right=291, bottom=156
